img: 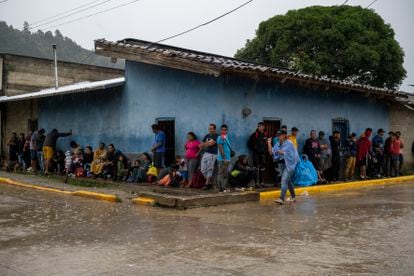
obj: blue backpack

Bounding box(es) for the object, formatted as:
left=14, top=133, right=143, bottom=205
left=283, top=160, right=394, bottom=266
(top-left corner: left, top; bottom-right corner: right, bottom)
left=292, top=154, right=318, bottom=187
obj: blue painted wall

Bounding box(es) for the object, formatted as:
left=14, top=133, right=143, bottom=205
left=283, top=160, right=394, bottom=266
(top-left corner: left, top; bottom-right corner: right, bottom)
left=39, top=60, right=390, bottom=155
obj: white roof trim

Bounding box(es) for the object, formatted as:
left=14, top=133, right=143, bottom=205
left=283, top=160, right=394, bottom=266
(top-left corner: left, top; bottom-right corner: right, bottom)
left=0, top=77, right=125, bottom=103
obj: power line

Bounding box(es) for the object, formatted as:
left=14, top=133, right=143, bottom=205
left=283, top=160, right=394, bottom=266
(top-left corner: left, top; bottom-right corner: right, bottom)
left=366, top=0, right=379, bottom=8
left=40, top=0, right=143, bottom=32
left=28, top=0, right=106, bottom=26
left=155, top=0, right=254, bottom=44
left=341, top=0, right=349, bottom=5
left=29, top=0, right=112, bottom=30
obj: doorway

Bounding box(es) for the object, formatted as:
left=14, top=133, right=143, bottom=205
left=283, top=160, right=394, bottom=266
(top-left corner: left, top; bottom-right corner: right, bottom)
left=156, top=118, right=175, bottom=167
left=263, top=119, right=281, bottom=184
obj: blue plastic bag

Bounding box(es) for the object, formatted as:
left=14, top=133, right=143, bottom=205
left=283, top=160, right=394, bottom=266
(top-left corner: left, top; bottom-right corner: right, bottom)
left=292, top=154, right=318, bottom=187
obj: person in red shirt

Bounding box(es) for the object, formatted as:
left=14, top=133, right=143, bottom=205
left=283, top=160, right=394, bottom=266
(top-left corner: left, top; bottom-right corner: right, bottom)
left=390, top=132, right=401, bottom=177
left=395, top=131, right=404, bottom=173
left=357, top=128, right=372, bottom=180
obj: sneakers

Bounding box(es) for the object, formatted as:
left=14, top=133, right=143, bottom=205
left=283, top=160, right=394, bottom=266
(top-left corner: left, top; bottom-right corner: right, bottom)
left=274, top=198, right=284, bottom=205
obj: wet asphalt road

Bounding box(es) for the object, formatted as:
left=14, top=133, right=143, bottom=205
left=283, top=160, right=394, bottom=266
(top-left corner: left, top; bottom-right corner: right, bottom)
left=0, top=182, right=413, bottom=276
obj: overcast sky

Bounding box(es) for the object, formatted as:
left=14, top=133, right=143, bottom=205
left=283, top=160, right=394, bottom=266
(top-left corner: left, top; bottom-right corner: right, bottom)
left=1, top=0, right=413, bottom=91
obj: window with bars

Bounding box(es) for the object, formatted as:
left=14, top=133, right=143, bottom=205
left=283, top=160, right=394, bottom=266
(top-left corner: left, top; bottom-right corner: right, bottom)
left=332, top=118, right=349, bottom=146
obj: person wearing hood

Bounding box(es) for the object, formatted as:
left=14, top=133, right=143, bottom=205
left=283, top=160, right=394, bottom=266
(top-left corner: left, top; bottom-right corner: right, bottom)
left=267, top=130, right=299, bottom=205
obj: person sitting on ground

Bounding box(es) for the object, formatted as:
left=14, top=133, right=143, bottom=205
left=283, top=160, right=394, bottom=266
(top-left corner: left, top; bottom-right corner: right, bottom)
left=43, top=128, right=72, bottom=175
left=116, top=154, right=129, bottom=181
left=128, top=159, right=142, bottom=183
left=176, top=155, right=188, bottom=187
left=53, top=150, right=65, bottom=175
left=91, top=143, right=108, bottom=177
left=156, top=164, right=181, bottom=188
left=344, top=133, right=357, bottom=181
left=104, top=144, right=127, bottom=180
left=72, top=149, right=84, bottom=177
left=230, top=154, right=257, bottom=190
left=318, top=131, right=330, bottom=183
left=357, top=128, right=373, bottom=180
left=70, top=141, right=82, bottom=155
left=304, top=130, right=323, bottom=183
left=83, top=146, right=94, bottom=176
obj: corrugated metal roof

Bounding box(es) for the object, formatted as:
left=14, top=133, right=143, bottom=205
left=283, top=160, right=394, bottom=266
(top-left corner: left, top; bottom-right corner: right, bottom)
left=95, top=38, right=407, bottom=98
left=0, top=77, right=125, bottom=103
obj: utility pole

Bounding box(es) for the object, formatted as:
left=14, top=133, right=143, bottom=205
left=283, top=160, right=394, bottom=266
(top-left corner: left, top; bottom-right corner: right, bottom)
left=53, top=44, right=58, bottom=89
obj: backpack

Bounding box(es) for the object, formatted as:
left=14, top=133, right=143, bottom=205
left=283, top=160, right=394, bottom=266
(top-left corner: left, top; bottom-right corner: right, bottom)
left=190, top=170, right=206, bottom=189
left=292, top=155, right=318, bottom=187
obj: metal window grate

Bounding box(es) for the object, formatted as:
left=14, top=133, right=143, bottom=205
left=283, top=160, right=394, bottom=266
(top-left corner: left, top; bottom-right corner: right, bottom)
left=332, top=117, right=349, bottom=146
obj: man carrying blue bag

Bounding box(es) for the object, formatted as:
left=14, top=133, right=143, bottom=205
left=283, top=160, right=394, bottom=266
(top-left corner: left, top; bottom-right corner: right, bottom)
left=267, top=130, right=299, bottom=205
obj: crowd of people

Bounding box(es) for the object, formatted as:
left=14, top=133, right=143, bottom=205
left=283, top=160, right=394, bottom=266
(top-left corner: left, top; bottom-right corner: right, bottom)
left=4, top=122, right=411, bottom=204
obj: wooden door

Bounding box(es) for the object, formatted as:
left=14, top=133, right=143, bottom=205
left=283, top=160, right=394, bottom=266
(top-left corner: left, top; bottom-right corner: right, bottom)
left=263, top=119, right=281, bottom=184
left=156, top=118, right=175, bottom=167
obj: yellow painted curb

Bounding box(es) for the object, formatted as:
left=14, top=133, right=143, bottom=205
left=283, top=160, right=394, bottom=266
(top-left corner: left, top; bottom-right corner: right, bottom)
left=260, top=175, right=414, bottom=201
left=0, top=177, right=72, bottom=195
left=132, top=197, right=155, bottom=206
left=71, top=191, right=120, bottom=202
left=0, top=177, right=120, bottom=202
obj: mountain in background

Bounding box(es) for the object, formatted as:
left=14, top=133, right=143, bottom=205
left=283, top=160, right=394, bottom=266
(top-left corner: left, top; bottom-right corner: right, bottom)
left=0, top=21, right=123, bottom=69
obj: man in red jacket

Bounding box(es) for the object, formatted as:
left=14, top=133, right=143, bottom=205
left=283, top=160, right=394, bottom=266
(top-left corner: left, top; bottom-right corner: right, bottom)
left=357, top=128, right=372, bottom=180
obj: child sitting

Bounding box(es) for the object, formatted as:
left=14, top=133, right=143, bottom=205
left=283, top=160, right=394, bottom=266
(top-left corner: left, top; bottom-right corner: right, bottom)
left=176, top=155, right=188, bottom=187
left=64, top=151, right=73, bottom=175
left=72, top=149, right=84, bottom=177
left=128, top=159, right=142, bottom=183
left=116, top=154, right=129, bottom=181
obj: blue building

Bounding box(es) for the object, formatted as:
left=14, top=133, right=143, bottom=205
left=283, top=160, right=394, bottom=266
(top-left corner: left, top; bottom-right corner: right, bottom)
left=2, top=38, right=413, bottom=177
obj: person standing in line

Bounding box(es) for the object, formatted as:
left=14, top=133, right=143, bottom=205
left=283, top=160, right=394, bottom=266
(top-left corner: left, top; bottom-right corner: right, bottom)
left=199, top=124, right=219, bottom=190
left=383, top=132, right=393, bottom=177
left=304, top=130, right=323, bottom=183
left=29, top=128, right=45, bottom=173
left=390, top=132, right=401, bottom=177
left=395, top=131, right=404, bottom=173
left=43, top=128, right=72, bottom=175
left=287, top=127, right=299, bottom=150
left=357, top=128, right=373, bottom=180
left=184, top=132, right=201, bottom=187
left=329, top=131, right=341, bottom=182
left=317, top=131, right=330, bottom=183
left=217, top=124, right=232, bottom=193
left=247, top=122, right=268, bottom=187
left=344, top=133, right=357, bottom=181
left=151, top=124, right=166, bottom=174
left=372, top=128, right=386, bottom=175
left=267, top=130, right=299, bottom=205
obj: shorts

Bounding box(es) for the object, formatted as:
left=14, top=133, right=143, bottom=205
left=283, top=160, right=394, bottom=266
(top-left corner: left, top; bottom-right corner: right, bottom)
left=30, top=150, right=37, bottom=161
left=43, top=146, right=54, bottom=160
left=180, top=171, right=188, bottom=180
left=153, top=152, right=165, bottom=168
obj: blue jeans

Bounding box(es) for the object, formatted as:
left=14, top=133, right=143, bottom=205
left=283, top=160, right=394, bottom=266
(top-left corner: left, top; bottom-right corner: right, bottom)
left=37, top=151, right=44, bottom=172
left=280, top=163, right=295, bottom=200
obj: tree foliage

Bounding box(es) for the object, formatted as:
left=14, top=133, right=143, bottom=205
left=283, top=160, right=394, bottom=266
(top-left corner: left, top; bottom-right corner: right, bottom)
left=0, top=21, right=123, bottom=69
left=235, top=6, right=406, bottom=89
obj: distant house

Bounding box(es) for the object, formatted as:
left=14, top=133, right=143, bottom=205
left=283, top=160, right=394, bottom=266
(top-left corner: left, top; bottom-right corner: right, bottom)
left=1, top=39, right=413, bottom=178
left=0, top=53, right=124, bottom=156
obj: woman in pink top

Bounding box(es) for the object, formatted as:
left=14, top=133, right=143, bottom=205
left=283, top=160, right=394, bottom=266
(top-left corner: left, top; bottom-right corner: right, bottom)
left=184, top=132, right=201, bottom=187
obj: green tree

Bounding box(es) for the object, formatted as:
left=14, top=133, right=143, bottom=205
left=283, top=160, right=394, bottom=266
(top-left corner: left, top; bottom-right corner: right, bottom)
left=235, top=5, right=406, bottom=89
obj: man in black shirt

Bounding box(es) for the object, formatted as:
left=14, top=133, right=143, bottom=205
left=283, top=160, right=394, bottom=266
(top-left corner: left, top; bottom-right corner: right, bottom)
left=248, top=122, right=268, bottom=186
left=7, top=133, right=19, bottom=172
left=329, top=131, right=341, bottom=182
left=199, top=124, right=219, bottom=190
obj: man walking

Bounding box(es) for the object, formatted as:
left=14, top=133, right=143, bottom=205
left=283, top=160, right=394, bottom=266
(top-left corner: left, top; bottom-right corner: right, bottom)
left=199, top=124, right=219, bottom=190
left=217, top=124, right=232, bottom=192
left=267, top=130, right=299, bottom=205
left=248, top=122, right=268, bottom=187
left=43, top=128, right=72, bottom=175
left=151, top=124, right=166, bottom=173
